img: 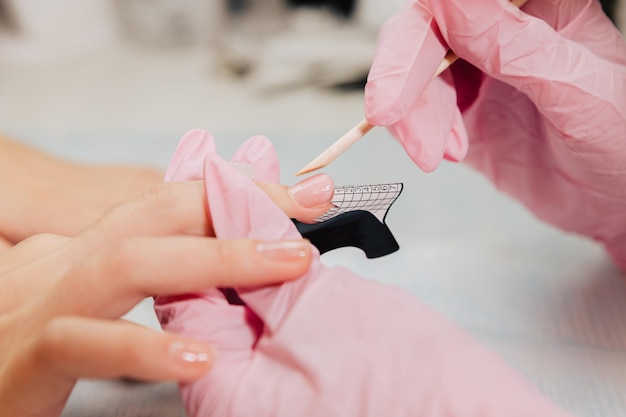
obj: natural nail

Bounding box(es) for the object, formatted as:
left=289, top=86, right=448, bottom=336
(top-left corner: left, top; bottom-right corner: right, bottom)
left=257, top=240, right=310, bottom=261
left=169, top=341, right=213, bottom=364
left=288, top=174, right=334, bottom=208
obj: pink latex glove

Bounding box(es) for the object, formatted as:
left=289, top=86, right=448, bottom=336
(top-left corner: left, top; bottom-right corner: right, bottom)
left=365, top=0, right=626, bottom=270
left=155, top=129, right=572, bottom=417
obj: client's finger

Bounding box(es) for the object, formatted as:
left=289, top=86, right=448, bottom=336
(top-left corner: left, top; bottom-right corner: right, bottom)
left=53, top=236, right=313, bottom=317
left=87, top=174, right=333, bottom=245
left=256, top=173, right=334, bottom=224
left=36, top=316, right=212, bottom=381
left=87, top=181, right=211, bottom=241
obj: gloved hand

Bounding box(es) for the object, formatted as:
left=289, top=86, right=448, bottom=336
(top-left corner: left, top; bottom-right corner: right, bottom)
left=365, top=0, right=626, bottom=270
left=155, top=130, right=572, bottom=417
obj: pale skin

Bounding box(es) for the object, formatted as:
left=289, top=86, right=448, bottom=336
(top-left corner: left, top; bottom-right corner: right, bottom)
left=0, top=135, right=330, bottom=250
left=0, top=136, right=333, bottom=417
left=0, top=135, right=163, bottom=249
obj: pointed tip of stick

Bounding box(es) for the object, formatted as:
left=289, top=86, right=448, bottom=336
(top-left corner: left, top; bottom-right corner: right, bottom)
left=294, top=118, right=374, bottom=176
left=295, top=161, right=323, bottom=176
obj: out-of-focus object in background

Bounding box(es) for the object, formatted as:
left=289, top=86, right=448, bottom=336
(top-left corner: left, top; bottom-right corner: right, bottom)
left=0, top=0, right=117, bottom=66
left=601, top=0, right=619, bottom=24
left=287, top=0, right=355, bottom=18
left=114, top=0, right=227, bottom=48
left=616, top=0, right=626, bottom=31
left=216, top=3, right=378, bottom=94
left=215, top=0, right=287, bottom=77
left=217, top=0, right=625, bottom=95
left=0, top=0, right=18, bottom=32
left=353, top=0, right=404, bottom=30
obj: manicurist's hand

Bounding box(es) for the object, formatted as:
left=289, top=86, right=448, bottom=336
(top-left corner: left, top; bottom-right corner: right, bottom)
left=365, top=0, right=626, bottom=270
left=0, top=161, right=331, bottom=417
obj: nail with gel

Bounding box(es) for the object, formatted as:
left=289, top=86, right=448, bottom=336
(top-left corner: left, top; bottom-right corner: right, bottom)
left=257, top=240, right=310, bottom=261
left=288, top=174, right=334, bottom=208
left=169, top=341, right=213, bottom=364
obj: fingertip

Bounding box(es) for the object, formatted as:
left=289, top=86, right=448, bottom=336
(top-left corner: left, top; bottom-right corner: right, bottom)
left=389, top=124, right=442, bottom=173
left=36, top=317, right=216, bottom=383
left=166, top=338, right=214, bottom=382
left=251, top=239, right=313, bottom=283
left=256, top=175, right=334, bottom=224
left=165, top=129, right=215, bottom=182
left=417, top=159, right=441, bottom=173
left=204, top=238, right=313, bottom=288
left=231, top=135, right=280, bottom=183
left=442, top=111, right=469, bottom=163
left=257, top=239, right=312, bottom=265
left=288, top=174, right=334, bottom=210
left=364, top=80, right=404, bottom=127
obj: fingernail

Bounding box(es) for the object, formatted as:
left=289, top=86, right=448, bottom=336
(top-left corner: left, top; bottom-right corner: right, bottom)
left=169, top=341, right=213, bottom=364
left=288, top=174, right=334, bottom=208
left=257, top=240, right=310, bottom=261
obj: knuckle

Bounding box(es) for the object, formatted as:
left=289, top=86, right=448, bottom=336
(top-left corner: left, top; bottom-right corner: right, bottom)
left=89, top=239, right=143, bottom=297
left=130, top=183, right=179, bottom=218
left=139, top=183, right=174, bottom=207
left=17, top=233, right=69, bottom=251
left=117, top=183, right=179, bottom=220
left=35, top=317, right=71, bottom=360
left=214, top=240, right=246, bottom=278
left=131, top=182, right=206, bottom=232
left=102, top=239, right=140, bottom=284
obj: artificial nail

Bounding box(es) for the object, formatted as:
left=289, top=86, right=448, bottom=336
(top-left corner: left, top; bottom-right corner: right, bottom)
left=169, top=341, right=213, bottom=364
left=257, top=240, right=310, bottom=261
left=288, top=174, right=334, bottom=208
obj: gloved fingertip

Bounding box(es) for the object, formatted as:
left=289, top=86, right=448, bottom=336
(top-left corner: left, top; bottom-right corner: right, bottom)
left=165, top=129, right=216, bottom=182
left=364, top=81, right=405, bottom=127
left=408, top=142, right=444, bottom=172
left=400, top=138, right=442, bottom=172
left=417, top=157, right=442, bottom=173
left=389, top=122, right=445, bottom=173
left=442, top=112, right=469, bottom=162
left=231, top=135, right=280, bottom=183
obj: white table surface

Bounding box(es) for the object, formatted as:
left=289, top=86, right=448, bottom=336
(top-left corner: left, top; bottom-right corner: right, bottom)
left=1, top=43, right=625, bottom=417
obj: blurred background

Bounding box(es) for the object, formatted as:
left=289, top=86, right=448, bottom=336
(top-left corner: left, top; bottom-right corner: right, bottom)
left=1, top=1, right=626, bottom=416
left=0, top=0, right=407, bottom=172
left=0, top=0, right=623, bottom=170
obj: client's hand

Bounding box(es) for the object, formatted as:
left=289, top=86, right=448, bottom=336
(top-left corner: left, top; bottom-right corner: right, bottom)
left=0, top=131, right=334, bottom=417
left=156, top=131, right=572, bottom=417
left=0, top=134, right=163, bottom=246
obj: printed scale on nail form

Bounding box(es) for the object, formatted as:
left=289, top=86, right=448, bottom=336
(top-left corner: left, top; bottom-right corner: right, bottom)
left=293, top=183, right=403, bottom=258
